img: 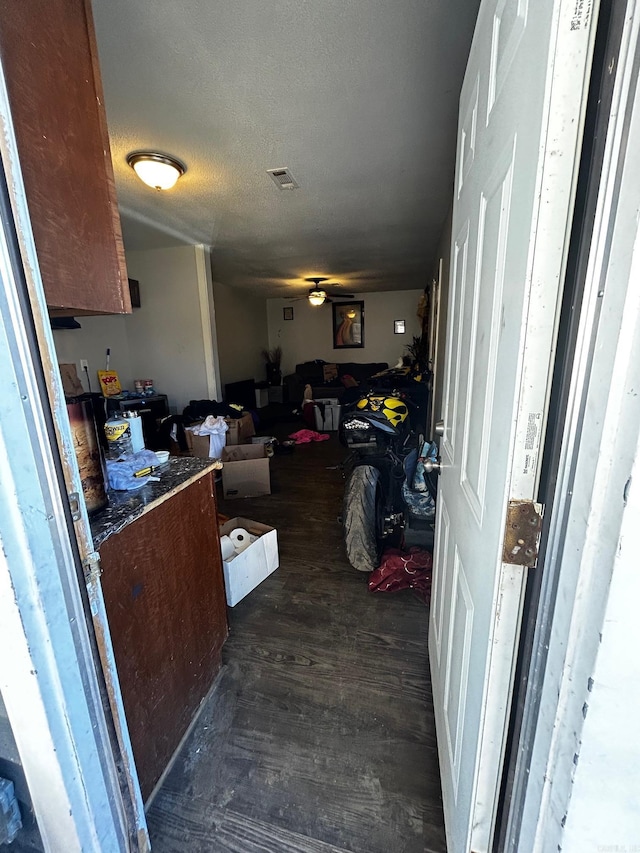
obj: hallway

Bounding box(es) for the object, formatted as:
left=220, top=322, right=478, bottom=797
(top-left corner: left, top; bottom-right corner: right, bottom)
left=146, top=435, right=446, bottom=852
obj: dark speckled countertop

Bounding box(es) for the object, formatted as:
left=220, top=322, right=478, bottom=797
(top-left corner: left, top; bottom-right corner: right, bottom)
left=90, top=457, right=217, bottom=549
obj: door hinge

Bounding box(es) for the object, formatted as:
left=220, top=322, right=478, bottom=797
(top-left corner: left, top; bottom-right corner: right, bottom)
left=82, top=550, right=102, bottom=583
left=502, top=500, right=543, bottom=567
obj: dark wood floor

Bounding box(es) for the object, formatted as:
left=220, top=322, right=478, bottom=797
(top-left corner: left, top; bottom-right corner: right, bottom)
left=146, top=432, right=446, bottom=853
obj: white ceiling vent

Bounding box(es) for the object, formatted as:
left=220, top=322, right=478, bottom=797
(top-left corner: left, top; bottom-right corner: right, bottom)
left=267, top=167, right=299, bottom=190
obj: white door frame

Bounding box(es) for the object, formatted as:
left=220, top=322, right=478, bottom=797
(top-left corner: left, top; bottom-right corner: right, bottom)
left=0, top=151, right=129, bottom=853
left=505, top=2, right=640, bottom=848
left=0, top=57, right=148, bottom=850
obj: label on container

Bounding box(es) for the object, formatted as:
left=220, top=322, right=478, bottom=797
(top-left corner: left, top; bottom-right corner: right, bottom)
left=105, top=422, right=130, bottom=442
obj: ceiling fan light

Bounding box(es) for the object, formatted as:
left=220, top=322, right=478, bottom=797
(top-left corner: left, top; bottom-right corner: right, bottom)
left=127, top=152, right=185, bottom=190
left=308, top=290, right=326, bottom=306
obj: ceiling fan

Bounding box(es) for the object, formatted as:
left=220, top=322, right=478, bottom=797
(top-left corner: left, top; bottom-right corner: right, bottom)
left=305, top=277, right=354, bottom=306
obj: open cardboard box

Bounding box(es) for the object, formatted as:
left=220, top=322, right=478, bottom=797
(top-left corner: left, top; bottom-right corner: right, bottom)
left=219, top=517, right=279, bottom=606
left=185, top=429, right=213, bottom=458
left=225, top=412, right=255, bottom=445
left=221, top=443, right=271, bottom=499
left=185, top=411, right=255, bottom=458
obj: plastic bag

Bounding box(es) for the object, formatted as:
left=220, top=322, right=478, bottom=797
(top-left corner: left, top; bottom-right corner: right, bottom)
left=190, top=415, right=228, bottom=458
left=105, top=449, right=161, bottom=491
left=402, top=444, right=437, bottom=520
left=368, top=547, right=433, bottom=604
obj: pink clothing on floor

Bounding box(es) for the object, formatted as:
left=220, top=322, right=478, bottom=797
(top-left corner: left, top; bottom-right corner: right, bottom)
left=288, top=429, right=331, bottom=444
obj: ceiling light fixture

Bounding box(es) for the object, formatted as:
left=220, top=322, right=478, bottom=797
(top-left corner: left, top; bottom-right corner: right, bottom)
left=126, top=151, right=186, bottom=190
left=308, top=289, right=327, bottom=306
left=306, top=277, right=330, bottom=306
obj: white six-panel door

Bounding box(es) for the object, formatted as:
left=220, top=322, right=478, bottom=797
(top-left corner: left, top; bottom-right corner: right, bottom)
left=428, top=1, right=597, bottom=851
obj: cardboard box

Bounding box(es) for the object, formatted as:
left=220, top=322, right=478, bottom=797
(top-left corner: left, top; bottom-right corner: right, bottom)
left=225, top=412, right=256, bottom=445
left=185, top=412, right=255, bottom=456
left=185, top=428, right=226, bottom=458
left=221, top=444, right=271, bottom=499
left=314, top=397, right=342, bottom=431
left=219, top=517, right=279, bottom=606
left=59, top=363, right=84, bottom=396
left=185, top=429, right=211, bottom=458
left=97, top=370, right=122, bottom=397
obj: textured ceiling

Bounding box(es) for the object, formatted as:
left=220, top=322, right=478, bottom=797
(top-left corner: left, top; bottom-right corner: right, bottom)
left=92, top=0, right=480, bottom=297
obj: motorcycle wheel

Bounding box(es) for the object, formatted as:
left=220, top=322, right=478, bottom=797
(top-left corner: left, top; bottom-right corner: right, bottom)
left=343, top=464, right=383, bottom=572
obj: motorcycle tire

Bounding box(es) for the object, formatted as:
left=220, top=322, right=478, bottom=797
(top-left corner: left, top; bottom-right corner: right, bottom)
left=343, top=464, right=383, bottom=572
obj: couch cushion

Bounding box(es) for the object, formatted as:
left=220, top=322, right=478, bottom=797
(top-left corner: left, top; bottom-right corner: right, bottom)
left=295, top=361, right=325, bottom=383
left=338, top=362, right=388, bottom=382
left=341, top=374, right=359, bottom=388
left=322, top=363, right=338, bottom=382
left=294, top=360, right=388, bottom=386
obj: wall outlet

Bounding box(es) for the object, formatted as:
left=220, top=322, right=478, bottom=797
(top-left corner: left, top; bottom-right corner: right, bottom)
left=80, top=359, right=89, bottom=371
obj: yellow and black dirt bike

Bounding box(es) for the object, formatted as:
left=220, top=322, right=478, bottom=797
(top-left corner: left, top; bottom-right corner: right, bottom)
left=339, top=368, right=438, bottom=572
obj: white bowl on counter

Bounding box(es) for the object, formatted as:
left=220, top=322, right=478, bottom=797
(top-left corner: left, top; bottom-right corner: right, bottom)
left=155, top=450, right=170, bottom=465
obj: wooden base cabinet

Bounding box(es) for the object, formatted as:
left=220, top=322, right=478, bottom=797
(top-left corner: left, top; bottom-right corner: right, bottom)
left=98, top=471, right=228, bottom=801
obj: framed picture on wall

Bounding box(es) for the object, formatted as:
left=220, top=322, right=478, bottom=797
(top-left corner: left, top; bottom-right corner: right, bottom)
left=283, top=306, right=294, bottom=320
left=332, top=301, right=364, bottom=349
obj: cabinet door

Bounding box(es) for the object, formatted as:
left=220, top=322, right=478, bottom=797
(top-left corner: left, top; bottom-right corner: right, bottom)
left=0, top=0, right=131, bottom=315
left=98, top=471, right=228, bottom=800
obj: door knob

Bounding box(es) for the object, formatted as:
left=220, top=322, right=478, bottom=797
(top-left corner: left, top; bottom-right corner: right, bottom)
left=435, top=420, right=445, bottom=436
left=424, top=457, right=442, bottom=475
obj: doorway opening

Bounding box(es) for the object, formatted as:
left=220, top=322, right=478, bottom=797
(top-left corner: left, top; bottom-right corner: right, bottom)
left=3, top=0, right=632, bottom=838
left=144, top=434, right=446, bottom=852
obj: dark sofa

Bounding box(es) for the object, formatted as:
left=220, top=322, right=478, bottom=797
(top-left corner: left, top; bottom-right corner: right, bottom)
left=283, top=360, right=388, bottom=403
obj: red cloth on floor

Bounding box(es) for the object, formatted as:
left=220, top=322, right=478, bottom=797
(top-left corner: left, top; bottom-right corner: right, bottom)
left=302, top=401, right=317, bottom=428
left=288, top=428, right=331, bottom=444
left=368, top=547, right=433, bottom=604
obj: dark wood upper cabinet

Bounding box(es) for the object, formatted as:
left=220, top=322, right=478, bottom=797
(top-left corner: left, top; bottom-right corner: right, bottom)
left=0, top=0, right=131, bottom=315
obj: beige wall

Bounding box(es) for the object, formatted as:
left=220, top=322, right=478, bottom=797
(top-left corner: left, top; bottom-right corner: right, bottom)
left=267, top=289, right=423, bottom=376
left=125, top=246, right=216, bottom=411
left=52, top=245, right=218, bottom=412
left=52, top=315, right=132, bottom=394
left=213, top=280, right=269, bottom=389
left=52, top=274, right=422, bottom=410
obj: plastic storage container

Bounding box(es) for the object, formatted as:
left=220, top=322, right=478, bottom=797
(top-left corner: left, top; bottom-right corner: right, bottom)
left=104, top=414, right=133, bottom=460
